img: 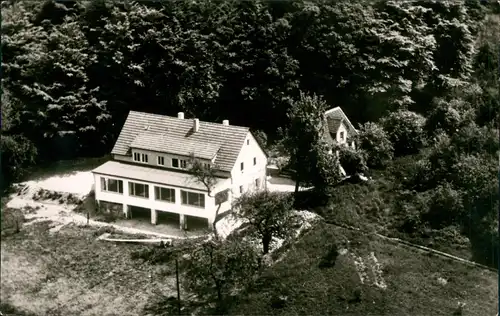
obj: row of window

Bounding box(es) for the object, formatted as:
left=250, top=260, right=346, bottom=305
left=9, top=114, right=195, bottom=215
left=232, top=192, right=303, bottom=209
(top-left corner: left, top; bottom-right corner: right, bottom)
left=100, top=177, right=205, bottom=208
left=134, top=150, right=258, bottom=173
left=134, top=152, right=189, bottom=169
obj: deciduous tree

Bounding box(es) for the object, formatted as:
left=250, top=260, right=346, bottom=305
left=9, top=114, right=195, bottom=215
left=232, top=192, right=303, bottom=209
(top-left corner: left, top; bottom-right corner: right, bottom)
left=233, top=190, right=296, bottom=254
left=182, top=238, right=261, bottom=314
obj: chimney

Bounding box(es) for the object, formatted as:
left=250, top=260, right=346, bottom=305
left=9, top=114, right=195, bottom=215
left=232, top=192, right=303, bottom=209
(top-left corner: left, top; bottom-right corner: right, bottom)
left=193, top=118, right=200, bottom=132
left=222, top=120, right=229, bottom=126
left=177, top=112, right=184, bottom=119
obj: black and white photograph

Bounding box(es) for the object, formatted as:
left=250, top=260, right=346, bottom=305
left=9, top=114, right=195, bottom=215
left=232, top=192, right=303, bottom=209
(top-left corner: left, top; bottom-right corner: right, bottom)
left=1, top=0, right=499, bottom=315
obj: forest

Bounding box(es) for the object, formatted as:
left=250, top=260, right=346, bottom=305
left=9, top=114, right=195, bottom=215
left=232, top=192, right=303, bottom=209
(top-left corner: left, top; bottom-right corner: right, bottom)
left=1, top=0, right=499, bottom=261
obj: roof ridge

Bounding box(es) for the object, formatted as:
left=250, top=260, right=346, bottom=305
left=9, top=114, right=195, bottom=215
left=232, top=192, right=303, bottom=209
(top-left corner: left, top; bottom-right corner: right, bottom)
left=129, top=110, right=249, bottom=130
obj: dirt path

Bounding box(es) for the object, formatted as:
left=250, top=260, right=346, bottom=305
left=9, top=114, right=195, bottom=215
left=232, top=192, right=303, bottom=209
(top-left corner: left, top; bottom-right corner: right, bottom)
left=7, top=192, right=203, bottom=240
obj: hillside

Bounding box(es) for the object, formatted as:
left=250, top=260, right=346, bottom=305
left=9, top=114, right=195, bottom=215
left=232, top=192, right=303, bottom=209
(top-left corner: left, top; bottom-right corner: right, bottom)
left=1, top=0, right=499, bottom=315
left=229, top=221, right=498, bottom=316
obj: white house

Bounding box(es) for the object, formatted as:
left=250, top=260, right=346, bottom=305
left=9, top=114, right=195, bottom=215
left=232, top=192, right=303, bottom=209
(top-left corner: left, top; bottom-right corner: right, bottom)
left=91, top=111, right=268, bottom=230
left=323, top=106, right=358, bottom=149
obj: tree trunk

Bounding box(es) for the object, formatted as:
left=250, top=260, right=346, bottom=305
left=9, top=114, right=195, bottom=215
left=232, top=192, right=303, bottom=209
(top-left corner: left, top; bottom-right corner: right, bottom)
left=215, top=285, right=225, bottom=314
left=263, top=234, right=272, bottom=254
left=294, top=179, right=300, bottom=196
left=213, top=204, right=221, bottom=240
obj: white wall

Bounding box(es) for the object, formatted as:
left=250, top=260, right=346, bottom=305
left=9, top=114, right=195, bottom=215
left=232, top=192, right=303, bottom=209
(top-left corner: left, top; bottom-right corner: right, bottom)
left=336, top=122, right=356, bottom=149
left=230, top=132, right=268, bottom=199
left=336, top=122, right=348, bottom=144
left=114, top=150, right=211, bottom=170
left=94, top=173, right=220, bottom=222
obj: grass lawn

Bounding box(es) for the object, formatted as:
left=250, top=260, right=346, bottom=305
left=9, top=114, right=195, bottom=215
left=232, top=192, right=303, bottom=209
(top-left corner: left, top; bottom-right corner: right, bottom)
left=229, top=221, right=498, bottom=316
left=1, top=220, right=179, bottom=316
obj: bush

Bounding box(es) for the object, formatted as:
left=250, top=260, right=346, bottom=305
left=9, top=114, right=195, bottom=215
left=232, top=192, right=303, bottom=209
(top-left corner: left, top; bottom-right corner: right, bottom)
left=425, top=99, right=463, bottom=137
left=380, top=110, right=426, bottom=156
left=318, top=243, right=339, bottom=269
left=355, top=122, right=394, bottom=169
left=1, top=208, right=25, bottom=236
left=1, top=134, right=38, bottom=191
left=449, top=123, right=499, bottom=156
left=131, top=246, right=176, bottom=265
left=422, top=183, right=464, bottom=229
left=337, top=146, right=368, bottom=176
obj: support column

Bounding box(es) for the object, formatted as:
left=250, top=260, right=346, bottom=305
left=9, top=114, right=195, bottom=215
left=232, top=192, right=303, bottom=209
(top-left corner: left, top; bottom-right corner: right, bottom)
left=123, top=204, right=128, bottom=219
left=151, top=209, right=157, bottom=225
left=180, top=214, right=187, bottom=230
left=208, top=218, right=215, bottom=231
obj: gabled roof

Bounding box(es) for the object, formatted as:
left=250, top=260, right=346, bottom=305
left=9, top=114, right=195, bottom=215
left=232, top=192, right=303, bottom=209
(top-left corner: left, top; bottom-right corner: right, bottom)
left=111, top=111, right=249, bottom=172
left=326, top=117, right=343, bottom=134
left=324, top=107, right=358, bottom=135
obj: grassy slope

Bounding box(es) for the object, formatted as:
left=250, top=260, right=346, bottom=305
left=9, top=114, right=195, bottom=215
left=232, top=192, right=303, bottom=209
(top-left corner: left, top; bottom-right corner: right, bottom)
left=230, top=221, right=498, bottom=316
left=1, top=220, right=176, bottom=316
left=311, top=153, right=475, bottom=261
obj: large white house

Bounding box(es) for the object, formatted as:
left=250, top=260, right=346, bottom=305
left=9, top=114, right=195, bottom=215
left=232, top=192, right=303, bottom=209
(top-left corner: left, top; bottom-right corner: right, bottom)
left=91, top=111, right=268, bottom=230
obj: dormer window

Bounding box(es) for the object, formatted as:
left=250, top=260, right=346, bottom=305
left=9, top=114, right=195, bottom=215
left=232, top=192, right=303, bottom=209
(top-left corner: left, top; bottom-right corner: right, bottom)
left=247, top=139, right=250, bottom=145
left=240, top=162, right=244, bottom=171
left=133, top=152, right=148, bottom=163
left=172, top=158, right=187, bottom=169
left=340, top=131, right=345, bottom=141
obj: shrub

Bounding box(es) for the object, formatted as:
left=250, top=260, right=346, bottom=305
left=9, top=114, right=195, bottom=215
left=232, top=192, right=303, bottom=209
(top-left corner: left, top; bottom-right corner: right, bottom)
left=425, top=98, right=463, bottom=137
left=449, top=123, right=499, bottom=156
left=0, top=134, right=38, bottom=191
left=380, top=110, right=426, bottom=156
left=318, top=243, right=339, bottom=269
left=337, top=146, right=368, bottom=177
left=131, top=246, right=176, bottom=265
left=355, top=122, right=394, bottom=169
left=422, top=183, right=464, bottom=229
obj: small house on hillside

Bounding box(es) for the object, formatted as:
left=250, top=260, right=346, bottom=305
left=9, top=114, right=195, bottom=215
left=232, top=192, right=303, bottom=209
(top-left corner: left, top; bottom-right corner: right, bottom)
left=323, top=106, right=358, bottom=150
left=91, top=111, right=268, bottom=230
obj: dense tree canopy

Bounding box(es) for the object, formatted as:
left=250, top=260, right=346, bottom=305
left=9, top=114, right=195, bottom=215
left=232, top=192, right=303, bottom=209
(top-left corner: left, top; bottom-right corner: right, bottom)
left=1, top=0, right=498, bottom=205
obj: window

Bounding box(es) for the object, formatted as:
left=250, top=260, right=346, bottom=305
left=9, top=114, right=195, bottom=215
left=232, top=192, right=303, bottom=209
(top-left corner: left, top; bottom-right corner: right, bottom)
left=129, top=182, right=149, bottom=198
left=247, top=139, right=250, bottom=145
left=239, top=185, right=244, bottom=194
left=157, top=156, right=165, bottom=166
left=253, top=157, right=257, bottom=165
left=181, top=190, right=205, bottom=208
left=172, top=158, right=179, bottom=168
left=172, top=158, right=187, bottom=169
left=133, top=152, right=140, bottom=162
left=204, top=163, right=211, bottom=169
left=141, top=153, right=148, bottom=163
left=340, top=131, right=345, bottom=140
left=255, top=178, right=260, bottom=189
left=100, top=177, right=123, bottom=194
left=180, top=160, right=187, bottom=168
left=154, top=186, right=175, bottom=203
left=240, top=162, right=244, bottom=171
